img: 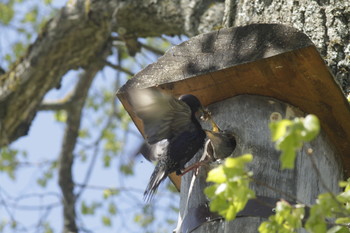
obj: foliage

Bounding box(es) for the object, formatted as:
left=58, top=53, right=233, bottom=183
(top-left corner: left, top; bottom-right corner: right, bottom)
left=259, top=201, right=305, bottom=233
left=305, top=181, right=350, bottom=233
left=206, top=114, right=350, bottom=232
left=260, top=179, right=350, bottom=233
left=0, top=147, right=26, bottom=180
left=205, top=154, right=255, bottom=221
left=0, top=0, right=55, bottom=67
left=269, top=114, right=320, bottom=169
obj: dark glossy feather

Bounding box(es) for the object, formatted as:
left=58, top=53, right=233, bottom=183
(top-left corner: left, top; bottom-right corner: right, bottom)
left=128, top=88, right=206, bottom=201
left=129, top=88, right=193, bottom=144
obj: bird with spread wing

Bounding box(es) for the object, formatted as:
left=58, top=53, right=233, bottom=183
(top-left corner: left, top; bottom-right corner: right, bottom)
left=128, top=88, right=207, bottom=201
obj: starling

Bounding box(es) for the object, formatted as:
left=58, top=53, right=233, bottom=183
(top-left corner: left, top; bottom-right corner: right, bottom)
left=179, top=130, right=236, bottom=175
left=128, top=88, right=206, bottom=201
left=205, top=130, right=236, bottom=160
left=202, top=111, right=236, bottom=160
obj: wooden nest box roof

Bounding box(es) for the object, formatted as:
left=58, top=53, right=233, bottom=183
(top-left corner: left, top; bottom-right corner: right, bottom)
left=117, top=24, right=350, bottom=180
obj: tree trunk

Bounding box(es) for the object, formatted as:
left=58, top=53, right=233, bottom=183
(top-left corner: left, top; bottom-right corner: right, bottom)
left=231, top=0, right=350, bottom=93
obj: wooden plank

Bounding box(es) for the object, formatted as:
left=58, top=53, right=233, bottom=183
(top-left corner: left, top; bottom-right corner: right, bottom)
left=117, top=24, right=350, bottom=192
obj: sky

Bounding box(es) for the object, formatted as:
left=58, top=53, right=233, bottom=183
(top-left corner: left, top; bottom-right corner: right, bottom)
left=0, top=1, right=181, bottom=232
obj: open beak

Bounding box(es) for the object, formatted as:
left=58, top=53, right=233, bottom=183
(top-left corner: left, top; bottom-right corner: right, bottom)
left=200, top=107, right=220, bottom=132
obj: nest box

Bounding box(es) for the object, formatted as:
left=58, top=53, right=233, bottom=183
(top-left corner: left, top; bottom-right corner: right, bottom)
left=117, top=24, right=350, bottom=192
left=117, top=23, right=350, bottom=232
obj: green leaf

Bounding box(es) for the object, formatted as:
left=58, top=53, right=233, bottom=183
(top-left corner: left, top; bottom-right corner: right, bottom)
left=259, top=201, right=304, bottom=233
left=103, top=154, right=111, bottom=167
left=80, top=201, right=101, bottom=215
left=206, top=165, right=225, bottom=183
left=339, top=178, right=350, bottom=192
left=302, top=114, right=320, bottom=141
left=13, top=42, right=25, bottom=58
left=305, top=204, right=327, bottom=233
left=37, top=178, right=47, bottom=187
left=43, top=0, right=52, bottom=5
left=335, top=217, right=350, bottom=225
left=103, top=189, right=120, bottom=199
left=0, top=3, right=15, bottom=25
left=205, top=154, right=255, bottom=221
left=270, top=119, right=291, bottom=141
left=22, top=7, right=38, bottom=23
left=81, top=201, right=89, bottom=215
left=269, top=114, right=320, bottom=170
left=108, top=202, right=117, bottom=215
left=54, top=110, right=67, bottom=123
left=279, top=138, right=297, bottom=169
left=43, top=222, right=53, bottom=233
left=327, top=225, right=350, bottom=233
left=102, top=216, right=112, bottom=227
left=0, top=147, right=21, bottom=180
left=133, top=213, right=154, bottom=227
left=120, top=164, right=134, bottom=175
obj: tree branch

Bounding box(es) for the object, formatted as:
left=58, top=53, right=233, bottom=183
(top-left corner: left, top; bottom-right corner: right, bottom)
left=0, top=1, right=114, bottom=146
left=39, top=101, right=71, bottom=111
left=58, top=55, right=107, bottom=233
left=104, top=60, right=134, bottom=76
left=139, top=42, right=165, bottom=56
left=0, top=0, right=223, bottom=146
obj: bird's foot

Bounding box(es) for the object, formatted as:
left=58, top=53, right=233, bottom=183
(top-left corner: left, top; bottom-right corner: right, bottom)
left=178, top=158, right=211, bottom=176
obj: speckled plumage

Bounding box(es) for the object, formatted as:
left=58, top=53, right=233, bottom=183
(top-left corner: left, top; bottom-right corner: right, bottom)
left=128, top=89, right=206, bottom=201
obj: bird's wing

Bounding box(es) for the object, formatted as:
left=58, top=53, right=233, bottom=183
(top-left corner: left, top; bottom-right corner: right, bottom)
left=128, top=88, right=192, bottom=144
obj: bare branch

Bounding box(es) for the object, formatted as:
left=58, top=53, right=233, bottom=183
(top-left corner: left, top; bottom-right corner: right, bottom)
left=139, top=42, right=165, bottom=56
left=39, top=91, right=74, bottom=111
left=58, top=56, right=107, bottom=233
left=104, top=60, right=134, bottom=76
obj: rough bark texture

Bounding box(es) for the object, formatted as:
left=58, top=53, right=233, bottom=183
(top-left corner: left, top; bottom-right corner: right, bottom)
left=232, top=0, right=350, bottom=92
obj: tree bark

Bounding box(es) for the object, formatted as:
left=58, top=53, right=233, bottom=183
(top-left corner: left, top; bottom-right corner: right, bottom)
left=231, top=0, right=350, bottom=92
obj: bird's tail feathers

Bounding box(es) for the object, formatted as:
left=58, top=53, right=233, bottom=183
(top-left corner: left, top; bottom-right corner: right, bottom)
left=144, top=164, right=167, bottom=202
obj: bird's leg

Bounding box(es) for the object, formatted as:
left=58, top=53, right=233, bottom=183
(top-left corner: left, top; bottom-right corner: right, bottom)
left=178, top=140, right=215, bottom=176
left=178, top=158, right=212, bottom=176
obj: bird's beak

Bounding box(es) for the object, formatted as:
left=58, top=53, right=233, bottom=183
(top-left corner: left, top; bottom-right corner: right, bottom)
left=200, top=107, right=220, bottom=132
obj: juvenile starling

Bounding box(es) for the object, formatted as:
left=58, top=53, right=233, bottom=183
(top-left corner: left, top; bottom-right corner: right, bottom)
left=205, top=130, right=236, bottom=160
left=128, top=88, right=206, bottom=201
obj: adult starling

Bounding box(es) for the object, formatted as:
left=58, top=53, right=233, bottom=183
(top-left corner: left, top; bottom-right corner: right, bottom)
left=180, top=129, right=236, bottom=175
left=128, top=88, right=206, bottom=201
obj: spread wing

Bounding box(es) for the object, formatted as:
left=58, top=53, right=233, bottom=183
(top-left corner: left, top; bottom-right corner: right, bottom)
left=128, top=88, right=193, bottom=144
